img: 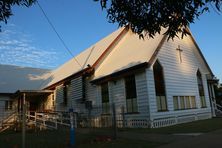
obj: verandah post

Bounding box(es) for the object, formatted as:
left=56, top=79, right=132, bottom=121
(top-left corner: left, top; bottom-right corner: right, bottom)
left=121, top=106, right=125, bottom=128
left=112, top=103, right=117, bottom=140
left=69, top=108, right=75, bottom=147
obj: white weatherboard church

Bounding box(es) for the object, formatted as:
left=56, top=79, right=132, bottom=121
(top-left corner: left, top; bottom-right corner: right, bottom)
left=0, top=27, right=218, bottom=128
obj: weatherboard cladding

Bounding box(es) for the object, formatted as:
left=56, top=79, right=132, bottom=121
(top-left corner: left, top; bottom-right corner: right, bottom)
left=54, top=76, right=86, bottom=112
left=94, top=71, right=149, bottom=116
left=147, top=32, right=211, bottom=120
left=85, top=77, right=97, bottom=105
left=55, top=85, right=64, bottom=111
left=70, top=76, right=83, bottom=101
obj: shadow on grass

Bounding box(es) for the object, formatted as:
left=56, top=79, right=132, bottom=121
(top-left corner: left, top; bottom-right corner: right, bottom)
left=1, top=118, right=222, bottom=148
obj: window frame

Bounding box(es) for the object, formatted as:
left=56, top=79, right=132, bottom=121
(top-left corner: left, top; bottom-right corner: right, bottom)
left=101, top=82, right=110, bottom=114
left=124, top=75, right=138, bottom=113
left=173, top=96, right=197, bottom=110
left=153, top=60, right=168, bottom=112
left=196, top=70, right=207, bottom=108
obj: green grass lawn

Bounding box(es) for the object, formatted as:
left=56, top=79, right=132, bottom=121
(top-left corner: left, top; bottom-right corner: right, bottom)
left=0, top=129, right=161, bottom=148
left=0, top=129, right=69, bottom=148
left=1, top=118, right=222, bottom=148
left=78, top=139, right=161, bottom=148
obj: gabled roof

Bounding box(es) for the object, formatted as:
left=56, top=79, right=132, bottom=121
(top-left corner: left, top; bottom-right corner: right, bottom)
left=93, top=29, right=165, bottom=80
left=42, top=27, right=127, bottom=88
left=42, top=27, right=213, bottom=88
left=0, top=64, right=51, bottom=93
left=92, top=28, right=214, bottom=82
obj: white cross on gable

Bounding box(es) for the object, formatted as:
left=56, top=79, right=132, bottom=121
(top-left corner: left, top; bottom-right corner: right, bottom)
left=176, top=45, right=183, bottom=63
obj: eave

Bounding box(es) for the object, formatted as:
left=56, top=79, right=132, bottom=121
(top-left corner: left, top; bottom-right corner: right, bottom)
left=91, top=62, right=149, bottom=84
left=44, top=67, right=94, bottom=90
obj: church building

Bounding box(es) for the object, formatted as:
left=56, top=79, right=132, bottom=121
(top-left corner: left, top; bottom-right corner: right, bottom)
left=0, top=27, right=218, bottom=128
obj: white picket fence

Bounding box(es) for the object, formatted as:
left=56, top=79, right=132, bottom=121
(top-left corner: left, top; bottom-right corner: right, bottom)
left=151, top=112, right=212, bottom=128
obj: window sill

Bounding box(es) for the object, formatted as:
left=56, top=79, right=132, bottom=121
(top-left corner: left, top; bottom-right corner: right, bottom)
left=125, top=112, right=140, bottom=115
left=201, top=106, right=207, bottom=108
left=101, top=113, right=111, bottom=116
left=174, top=108, right=197, bottom=111
left=157, top=110, right=169, bottom=112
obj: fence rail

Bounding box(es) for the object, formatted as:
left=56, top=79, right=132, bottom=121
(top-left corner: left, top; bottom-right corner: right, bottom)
left=0, top=103, right=213, bottom=131
left=26, top=111, right=78, bottom=130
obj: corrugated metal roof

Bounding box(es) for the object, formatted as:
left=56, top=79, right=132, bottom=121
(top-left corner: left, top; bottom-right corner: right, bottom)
left=0, top=64, right=51, bottom=93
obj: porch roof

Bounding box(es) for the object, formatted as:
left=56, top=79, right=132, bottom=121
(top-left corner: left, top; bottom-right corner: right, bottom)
left=13, top=90, right=53, bottom=98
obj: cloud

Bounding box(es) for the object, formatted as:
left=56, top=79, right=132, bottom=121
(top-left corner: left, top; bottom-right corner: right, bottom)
left=0, top=25, right=61, bottom=69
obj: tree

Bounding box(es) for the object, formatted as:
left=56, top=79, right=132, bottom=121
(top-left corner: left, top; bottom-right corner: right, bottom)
left=0, top=0, right=221, bottom=39
left=95, top=0, right=221, bottom=39
left=0, top=0, right=36, bottom=28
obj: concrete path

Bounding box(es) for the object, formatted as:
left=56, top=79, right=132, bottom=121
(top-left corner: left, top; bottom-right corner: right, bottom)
left=118, top=130, right=222, bottom=148
left=158, top=129, right=222, bottom=148
left=117, top=131, right=192, bottom=143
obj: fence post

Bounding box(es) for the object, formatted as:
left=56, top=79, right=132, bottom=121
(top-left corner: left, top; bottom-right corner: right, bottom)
left=69, top=108, right=75, bottom=147
left=112, top=103, right=117, bottom=140
left=121, top=106, right=125, bottom=128
left=34, top=112, right=37, bottom=127
left=74, top=113, right=77, bottom=128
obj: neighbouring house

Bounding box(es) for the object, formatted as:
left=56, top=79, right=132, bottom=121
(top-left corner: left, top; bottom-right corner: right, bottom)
left=0, top=64, right=51, bottom=123
left=0, top=27, right=219, bottom=128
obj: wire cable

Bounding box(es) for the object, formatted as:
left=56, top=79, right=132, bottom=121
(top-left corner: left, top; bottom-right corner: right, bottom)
left=36, top=0, right=82, bottom=68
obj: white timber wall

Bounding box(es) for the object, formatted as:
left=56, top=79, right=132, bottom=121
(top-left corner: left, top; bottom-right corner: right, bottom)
left=135, top=72, right=150, bottom=117
left=55, top=76, right=86, bottom=113
left=95, top=71, right=149, bottom=118
left=0, top=95, right=14, bottom=122
left=109, top=79, right=126, bottom=113
left=147, top=35, right=212, bottom=127
left=0, top=95, right=9, bottom=120
left=55, top=85, right=65, bottom=111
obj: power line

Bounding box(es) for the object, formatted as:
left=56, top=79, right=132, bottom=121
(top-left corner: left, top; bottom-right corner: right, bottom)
left=36, top=1, right=82, bottom=68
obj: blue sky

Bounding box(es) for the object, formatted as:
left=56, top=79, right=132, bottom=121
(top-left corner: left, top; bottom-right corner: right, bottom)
left=0, top=0, right=221, bottom=82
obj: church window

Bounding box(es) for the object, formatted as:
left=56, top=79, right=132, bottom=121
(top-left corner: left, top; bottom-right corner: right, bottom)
left=197, top=70, right=206, bottom=107
left=153, top=60, right=167, bottom=111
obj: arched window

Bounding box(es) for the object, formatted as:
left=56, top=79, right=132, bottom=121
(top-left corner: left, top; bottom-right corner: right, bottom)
left=153, top=60, right=167, bottom=111
left=197, top=70, right=206, bottom=107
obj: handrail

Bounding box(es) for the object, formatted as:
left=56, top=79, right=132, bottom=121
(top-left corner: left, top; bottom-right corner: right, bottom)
left=212, top=100, right=222, bottom=114
left=26, top=111, right=76, bottom=130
